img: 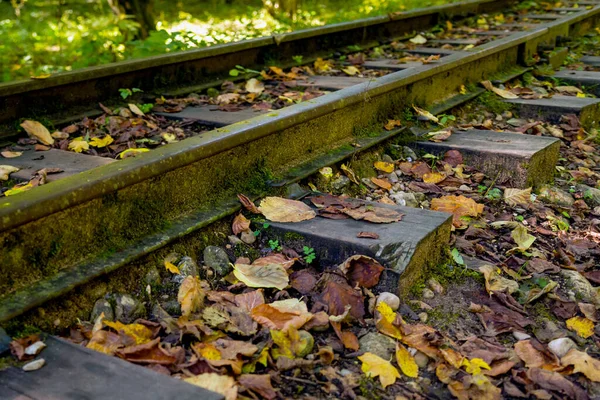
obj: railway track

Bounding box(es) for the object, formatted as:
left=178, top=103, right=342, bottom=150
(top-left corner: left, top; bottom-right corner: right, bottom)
left=2, top=0, right=600, bottom=397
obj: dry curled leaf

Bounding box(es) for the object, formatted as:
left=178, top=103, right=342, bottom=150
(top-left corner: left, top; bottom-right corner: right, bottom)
left=233, top=263, right=289, bottom=290
left=479, top=265, right=518, bottom=295
left=481, top=80, right=518, bottom=99
left=561, top=349, right=600, bottom=382
left=340, top=255, right=385, bottom=288
left=413, top=105, right=438, bottom=123
left=504, top=187, right=532, bottom=207
left=185, top=373, right=237, bottom=400
left=371, top=177, right=392, bottom=190
left=342, top=205, right=403, bottom=224
left=178, top=276, right=205, bottom=317
left=238, top=193, right=261, bottom=214
left=0, top=165, right=19, bottom=181
left=232, top=213, right=251, bottom=235
left=430, top=195, right=483, bottom=228
left=20, top=120, right=54, bottom=145
left=258, top=197, right=316, bottom=223
left=384, top=119, right=402, bottom=131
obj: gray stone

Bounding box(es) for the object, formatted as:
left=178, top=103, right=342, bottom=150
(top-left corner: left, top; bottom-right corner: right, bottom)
left=161, top=300, right=181, bottom=316
left=376, top=292, right=400, bottom=311
left=401, top=146, right=417, bottom=161
left=0, top=327, right=11, bottom=355
left=561, top=270, right=600, bottom=305
left=240, top=230, right=256, bottom=244
left=203, top=246, right=232, bottom=277
left=90, top=299, right=115, bottom=322
left=513, top=331, right=531, bottom=341
left=387, top=172, right=399, bottom=184
left=114, top=294, right=146, bottom=323
left=418, top=312, right=428, bottom=323
left=414, top=129, right=560, bottom=189
left=361, top=178, right=378, bottom=190
left=553, top=70, right=600, bottom=97
left=578, top=184, right=600, bottom=207
left=538, top=185, right=575, bottom=207
left=177, top=256, right=199, bottom=278
left=548, top=338, right=577, bottom=358
left=143, top=266, right=161, bottom=286
left=285, top=183, right=307, bottom=199
left=332, top=175, right=350, bottom=191
left=267, top=199, right=451, bottom=296
left=228, top=235, right=244, bottom=245
left=358, top=332, right=396, bottom=359
left=390, top=191, right=419, bottom=208
left=413, top=351, right=430, bottom=368
left=422, top=288, right=435, bottom=299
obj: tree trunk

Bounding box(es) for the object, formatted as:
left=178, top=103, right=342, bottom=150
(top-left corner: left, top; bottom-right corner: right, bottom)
left=109, top=0, right=156, bottom=39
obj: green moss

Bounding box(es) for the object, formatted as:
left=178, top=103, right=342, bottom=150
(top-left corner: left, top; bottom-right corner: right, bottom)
left=6, top=324, right=42, bottom=338
left=284, top=232, right=304, bottom=241
left=527, top=300, right=557, bottom=325
left=475, top=91, right=514, bottom=115
left=428, top=306, right=462, bottom=330
left=0, top=356, right=19, bottom=371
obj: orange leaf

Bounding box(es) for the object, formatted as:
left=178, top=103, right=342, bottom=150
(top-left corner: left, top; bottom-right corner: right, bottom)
left=430, top=195, right=483, bottom=227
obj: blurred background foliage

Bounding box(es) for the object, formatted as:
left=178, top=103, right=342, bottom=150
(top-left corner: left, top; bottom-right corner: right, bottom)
left=0, top=0, right=458, bottom=82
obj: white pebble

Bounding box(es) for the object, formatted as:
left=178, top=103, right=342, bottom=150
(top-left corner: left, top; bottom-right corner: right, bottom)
left=376, top=292, right=400, bottom=311
left=513, top=331, right=531, bottom=341
left=548, top=338, right=577, bottom=358
left=24, top=341, right=46, bottom=356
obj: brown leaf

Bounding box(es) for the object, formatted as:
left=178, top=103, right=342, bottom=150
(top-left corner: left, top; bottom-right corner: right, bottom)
left=232, top=213, right=251, bottom=235
left=331, top=321, right=360, bottom=350
left=561, top=349, right=600, bottom=382
left=178, top=276, right=205, bottom=317
left=320, top=280, right=365, bottom=321
left=239, top=374, right=277, bottom=400
left=357, top=231, right=379, bottom=239
left=20, top=120, right=54, bottom=145
left=252, top=253, right=296, bottom=270
left=234, top=289, right=265, bottom=313
left=213, top=338, right=258, bottom=360
left=10, top=335, right=40, bottom=361
left=514, top=340, right=557, bottom=369
left=431, top=195, right=484, bottom=227
left=340, top=255, right=385, bottom=288
left=237, top=193, right=261, bottom=214
left=342, top=205, right=403, bottom=224
left=290, top=269, right=317, bottom=294
left=251, top=300, right=313, bottom=332
left=258, top=197, right=316, bottom=223
left=384, top=119, right=402, bottom=131
left=371, top=177, right=392, bottom=190
left=116, top=338, right=177, bottom=365
left=527, top=368, right=582, bottom=399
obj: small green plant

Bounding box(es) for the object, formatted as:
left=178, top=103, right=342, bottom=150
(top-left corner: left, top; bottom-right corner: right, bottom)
left=138, top=103, right=154, bottom=113
left=451, top=248, right=464, bottom=266
left=303, top=246, right=316, bottom=264
left=485, top=187, right=502, bottom=200
left=423, top=153, right=441, bottom=169
left=268, top=239, right=282, bottom=252
left=229, top=65, right=260, bottom=77
left=515, top=215, right=525, bottom=222
left=438, top=114, right=456, bottom=125
left=477, top=185, right=487, bottom=194
left=119, top=88, right=142, bottom=100
left=292, top=55, right=304, bottom=65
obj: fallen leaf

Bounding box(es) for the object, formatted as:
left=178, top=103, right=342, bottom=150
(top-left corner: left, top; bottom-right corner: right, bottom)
left=461, top=358, right=491, bottom=375
left=371, top=177, right=392, bottom=190
left=237, top=193, right=261, bottom=214
left=86, top=330, right=125, bottom=355
left=4, top=182, right=34, bottom=196
left=413, top=105, right=439, bottom=123
left=511, top=224, right=536, bottom=251
left=232, top=213, right=251, bottom=235
left=357, top=231, right=379, bottom=239
left=270, top=328, right=314, bottom=359
left=192, top=342, right=222, bottom=360
left=479, top=265, right=518, bottom=295
left=374, top=161, right=395, bottom=173
left=375, top=301, right=403, bottom=340
left=561, top=349, right=600, bottom=382
left=89, top=135, right=114, bottom=148
left=342, top=66, right=361, bottom=76
left=409, top=34, right=427, bottom=44
left=128, top=103, right=145, bottom=116
left=0, top=165, right=19, bottom=181
left=428, top=129, right=452, bottom=142
left=258, top=197, right=316, bottom=223
left=340, top=255, right=385, bottom=288
left=423, top=171, right=446, bottom=184
left=185, top=373, right=237, bottom=400
left=1, top=151, right=22, bottom=158
left=431, top=195, right=483, bottom=227
left=20, top=120, right=54, bottom=145
left=481, top=80, right=518, bottom=99
left=238, top=374, right=277, bottom=400
left=104, top=321, right=154, bottom=345
left=68, top=138, right=90, bottom=153
left=396, top=343, right=418, bottom=378
left=504, top=188, right=532, bottom=207
left=245, top=78, right=265, bottom=94
left=342, top=205, right=403, bottom=223
left=251, top=300, right=312, bottom=332
left=358, top=352, right=401, bottom=388
left=514, top=340, right=554, bottom=368
left=119, top=148, right=149, bottom=158
left=233, top=263, right=289, bottom=290
left=165, top=261, right=180, bottom=274
left=341, top=164, right=360, bottom=184
left=178, top=276, right=205, bottom=317
left=566, top=316, right=595, bottom=338
left=384, top=119, right=402, bottom=131
left=320, top=280, right=364, bottom=321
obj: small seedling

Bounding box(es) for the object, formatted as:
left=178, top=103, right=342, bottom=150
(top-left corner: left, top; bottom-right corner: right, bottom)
left=229, top=65, right=260, bottom=77
left=138, top=103, right=154, bottom=113
left=268, top=239, right=282, bottom=252
left=485, top=188, right=502, bottom=200
left=451, top=248, right=464, bottom=266
left=438, top=114, right=456, bottom=125
left=303, top=246, right=316, bottom=264
left=119, top=88, right=142, bottom=100
left=292, top=55, right=304, bottom=65
left=515, top=215, right=524, bottom=222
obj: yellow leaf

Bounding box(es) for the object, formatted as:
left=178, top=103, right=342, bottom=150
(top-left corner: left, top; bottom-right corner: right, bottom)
left=566, top=316, right=595, bottom=338
left=314, top=58, right=333, bottom=73
left=342, top=66, right=361, bottom=76
left=479, top=264, right=518, bottom=295
left=396, top=343, right=418, bottom=378
left=68, top=138, right=89, bottom=153
left=165, top=261, right=180, bottom=274
left=20, top=120, right=54, bottom=145
left=161, top=133, right=177, bottom=143
left=119, top=148, right=150, bottom=159
left=375, top=302, right=403, bottom=340
left=413, top=105, right=439, bottom=123
left=233, top=263, right=289, bottom=290
left=185, top=373, right=237, bottom=400
left=561, top=349, right=600, bottom=382
left=4, top=182, right=34, bottom=196
left=374, top=161, right=395, bottom=173
left=270, top=328, right=313, bottom=359
left=1, top=151, right=22, bottom=158
left=371, top=177, right=392, bottom=190
left=103, top=320, right=153, bottom=344
left=177, top=276, right=205, bottom=317
left=384, top=119, right=402, bottom=131
left=193, top=342, right=222, bottom=360
left=577, top=92, right=586, bottom=98
left=430, top=195, right=483, bottom=228
left=460, top=85, right=467, bottom=94
left=30, top=73, right=52, bottom=79
left=446, top=20, right=453, bottom=31
left=461, top=358, right=491, bottom=375
left=89, top=135, right=114, bottom=148
left=0, top=165, right=19, bottom=181
left=511, top=224, right=536, bottom=251
left=358, top=352, right=401, bottom=388
left=481, top=80, right=518, bottom=99
left=423, top=172, right=446, bottom=184
left=258, top=196, right=316, bottom=223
